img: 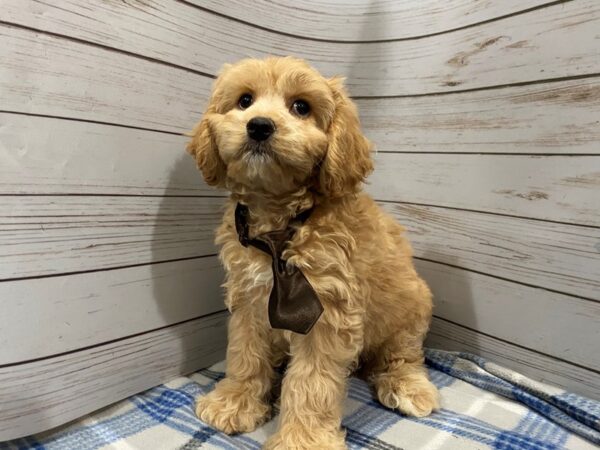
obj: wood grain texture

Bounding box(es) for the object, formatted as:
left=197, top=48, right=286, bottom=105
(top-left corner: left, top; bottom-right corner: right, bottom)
left=2, top=112, right=599, bottom=228
left=194, top=0, right=552, bottom=41
left=427, top=318, right=600, bottom=400
left=0, top=25, right=210, bottom=133
left=359, top=77, right=600, bottom=154
left=2, top=0, right=599, bottom=96
left=0, top=257, right=224, bottom=364
left=3, top=191, right=596, bottom=301
left=4, top=76, right=599, bottom=170
left=0, top=113, right=214, bottom=195
left=417, top=260, right=600, bottom=370
left=0, top=196, right=223, bottom=279
left=3, top=195, right=596, bottom=364
left=369, top=153, right=600, bottom=227
left=384, top=202, right=600, bottom=300
left=0, top=311, right=229, bottom=441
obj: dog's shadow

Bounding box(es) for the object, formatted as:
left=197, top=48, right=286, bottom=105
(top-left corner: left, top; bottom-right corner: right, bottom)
left=151, top=152, right=227, bottom=377
left=418, top=249, right=479, bottom=354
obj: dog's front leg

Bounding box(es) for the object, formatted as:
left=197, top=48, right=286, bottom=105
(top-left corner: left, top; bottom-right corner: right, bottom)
left=264, top=315, right=362, bottom=450
left=196, top=300, right=275, bottom=434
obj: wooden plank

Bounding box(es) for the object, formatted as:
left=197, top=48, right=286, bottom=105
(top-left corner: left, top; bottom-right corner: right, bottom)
left=0, top=195, right=223, bottom=279
left=2, top=76, right=597, bottom=195
left=2, top=63, right=599, bottom=226
left=2, top=25, right=599, bottom=149
left=358, top=77, right=600, bottom=154
left=369, top=153, right=600, bottom=227
left=383, top=203, right=600, bottom=300
left=0, top=257, right=225, bottom=364
left=0, top=311, right=229, bottom=441
left=0, top=113, right=214, bottom=195
left=3, top=192, right=596, bottom=300
left=0, top=25, right=210, bottom=132
left=2, top=0, right=599, bottom=96
left=4, top=194, right=596, bottom=364
left=416, top=260, right=600, bottom=370
left=4, top=196, right=597, bottom=363
left=195, top=0, right=551, bottom=41
left=426, top=317, right=600, bottom=400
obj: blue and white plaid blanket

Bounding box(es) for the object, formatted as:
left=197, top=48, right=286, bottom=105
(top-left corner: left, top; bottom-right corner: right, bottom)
left=3, top=349, right=599, bottom=449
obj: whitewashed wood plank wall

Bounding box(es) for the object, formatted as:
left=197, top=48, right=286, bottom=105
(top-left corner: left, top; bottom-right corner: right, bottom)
left=0, top=0, right=598, bottom=441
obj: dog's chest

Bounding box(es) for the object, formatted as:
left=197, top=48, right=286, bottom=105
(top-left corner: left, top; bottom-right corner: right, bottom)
left=219, top=207, right=309, bottom=297
left=235, top=247, right=273, bottom=288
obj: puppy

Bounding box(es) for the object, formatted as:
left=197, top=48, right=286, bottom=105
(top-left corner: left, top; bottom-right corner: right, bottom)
left=187, top=57, right=438, bottom=449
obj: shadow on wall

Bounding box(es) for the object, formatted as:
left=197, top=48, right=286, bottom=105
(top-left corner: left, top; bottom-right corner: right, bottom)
left=417, top=251, right=479, bottom=353
left=151, top=150, right=228, bottom=378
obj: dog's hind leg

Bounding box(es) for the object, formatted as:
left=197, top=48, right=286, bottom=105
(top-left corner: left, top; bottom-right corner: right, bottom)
left=370, top=282, right=439, bottom=417
left=372, top=349, right=439, bottom=417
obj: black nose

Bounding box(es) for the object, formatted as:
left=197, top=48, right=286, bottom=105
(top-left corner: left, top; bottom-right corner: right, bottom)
left=247, top=117, right=275, bottom=141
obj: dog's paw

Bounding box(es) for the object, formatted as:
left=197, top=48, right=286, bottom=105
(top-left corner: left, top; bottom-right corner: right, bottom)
left=195, top=380, right=270, bottom=434
left=263, top=426, right=347, bottom=450
left=376, top=373, right=439, bottom=417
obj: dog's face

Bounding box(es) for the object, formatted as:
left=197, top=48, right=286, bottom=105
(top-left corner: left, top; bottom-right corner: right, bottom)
left=188, top=57, right=372, bottom=197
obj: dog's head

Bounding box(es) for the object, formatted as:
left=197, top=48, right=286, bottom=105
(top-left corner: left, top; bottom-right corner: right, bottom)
left=187, top=57, right=373, bottom=198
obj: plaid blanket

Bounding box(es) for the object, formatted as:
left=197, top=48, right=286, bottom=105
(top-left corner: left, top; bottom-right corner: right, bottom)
left=2, top=349, right=598, bottom=450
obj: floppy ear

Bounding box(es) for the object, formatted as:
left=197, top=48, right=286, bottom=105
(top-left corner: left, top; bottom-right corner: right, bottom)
left=319, top=77, right=373, bottom=198
left=186, top=101, right=226, bottom=187
left=187, top=63, right=235, bottom=187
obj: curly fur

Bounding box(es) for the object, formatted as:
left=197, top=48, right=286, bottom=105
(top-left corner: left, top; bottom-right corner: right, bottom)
left=188, top=57, right=439, bottom=449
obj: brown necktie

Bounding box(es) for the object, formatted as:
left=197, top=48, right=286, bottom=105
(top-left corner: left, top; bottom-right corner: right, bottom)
left=235, top=203, right=323, bottom=334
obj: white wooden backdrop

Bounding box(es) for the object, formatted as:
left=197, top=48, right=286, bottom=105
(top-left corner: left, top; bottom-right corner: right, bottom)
left=1, top=0, right=599, bottom=441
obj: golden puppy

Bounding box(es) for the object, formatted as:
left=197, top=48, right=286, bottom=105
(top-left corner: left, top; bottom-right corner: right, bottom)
left=188, top=57, right=438, bottom=449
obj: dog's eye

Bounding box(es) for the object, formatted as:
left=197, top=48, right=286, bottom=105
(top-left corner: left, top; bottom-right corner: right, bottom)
left=238, top=93, right=253, bottom=110
left=291, top=99, right=310, bottom=117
